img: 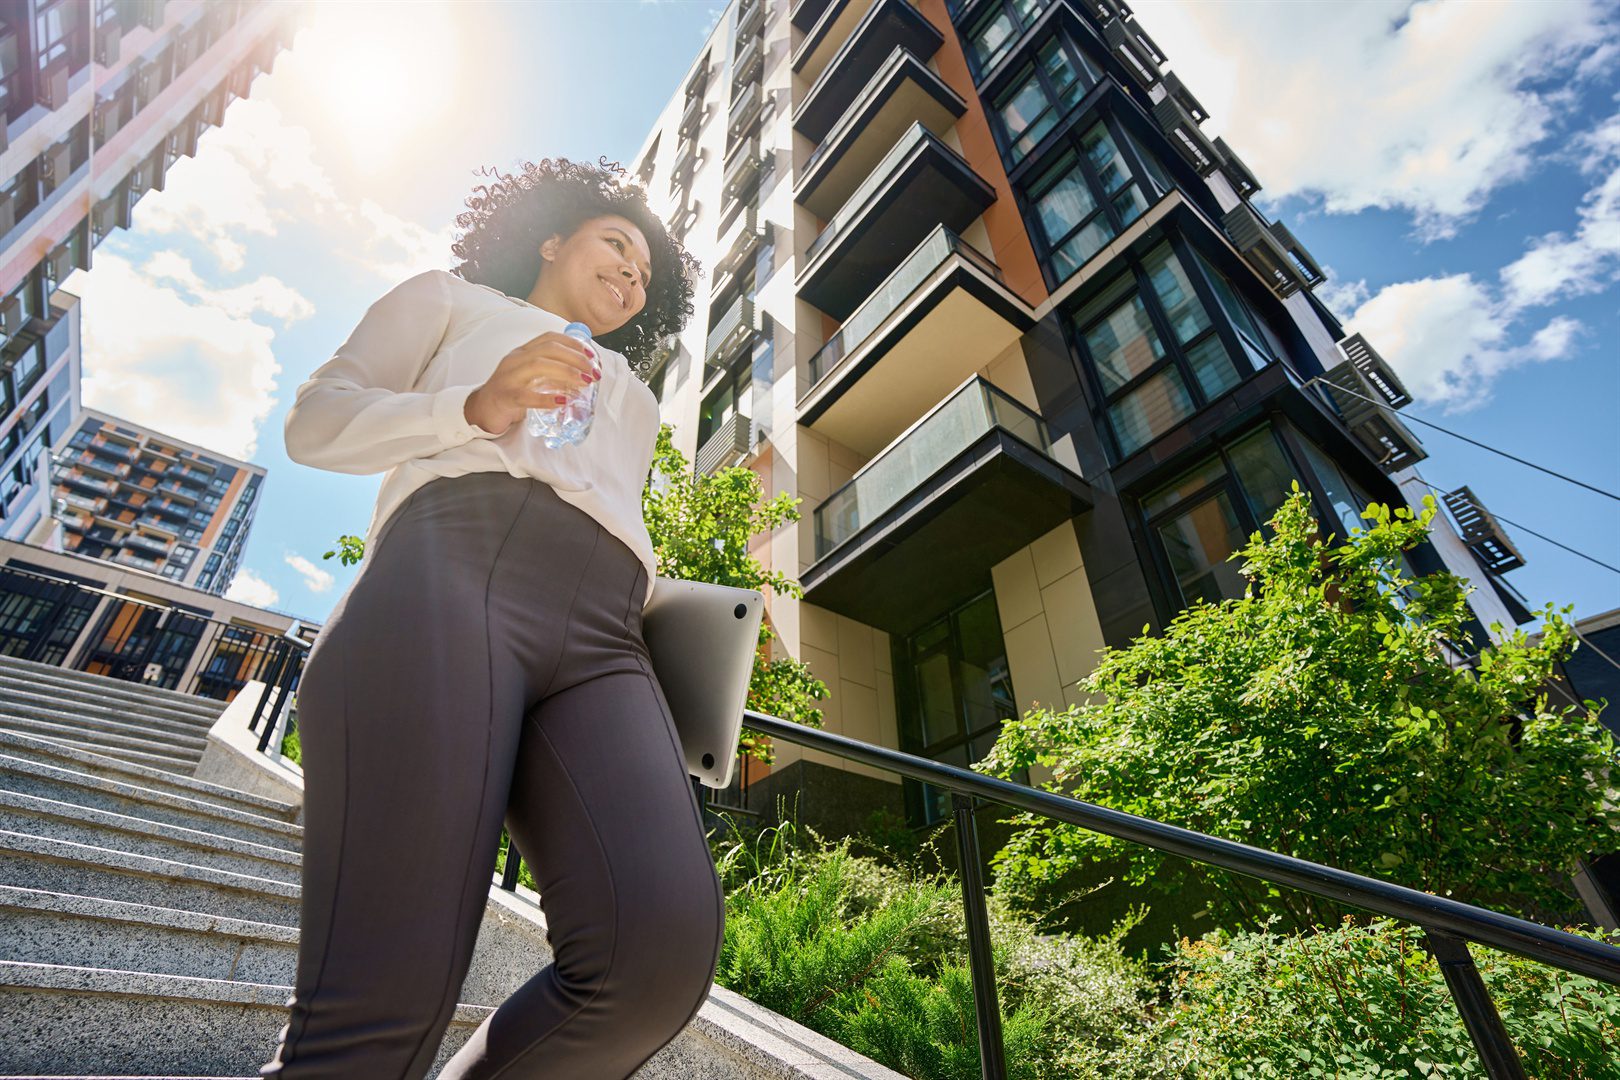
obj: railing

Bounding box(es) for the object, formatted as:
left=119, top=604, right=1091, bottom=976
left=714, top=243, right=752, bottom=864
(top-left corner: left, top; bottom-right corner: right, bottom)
left=705, top=293, right=756, bottom=363
left=0, top=566, right=310, bottom=701
left=807, top=225, right=1002, bottom=384
left=803, top=121, right=932, bottom=265
left=488, top=696, right=1620, bottom=1077
left=245, top=630, right=312, bottom=756
left=812, top=376, right=1061, bottom=559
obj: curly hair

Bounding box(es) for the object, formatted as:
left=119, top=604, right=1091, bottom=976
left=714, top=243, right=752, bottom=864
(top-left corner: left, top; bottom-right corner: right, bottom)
left=448, top=157, right=700, bottom=378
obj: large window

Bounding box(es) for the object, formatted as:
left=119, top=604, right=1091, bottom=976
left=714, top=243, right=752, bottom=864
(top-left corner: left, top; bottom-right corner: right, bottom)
left=1141, top=425, right=1298, bottom=608
left=963, top=0, right=1048, bottom=79
left=894, top=589, right=1029, bottom=827
left=697, top=359, right=751, bottom=448
left=1027, top=121, right=1156, bottom=281
left=990, top=37, right=1098, bottom=164
left=1070, top=240, right=1275, bottom=457
left=34, top=0, right=85, bottom=74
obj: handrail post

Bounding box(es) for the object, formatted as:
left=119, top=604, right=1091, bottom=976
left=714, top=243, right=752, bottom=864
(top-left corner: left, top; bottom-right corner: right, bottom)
left=952, top=792, right=1007, bottom=1080
left=247, top=640, right=288, bottom=737
left=501, top=838, right=523, bottom=891
left=1425, top=930, right=1529, bottom=1079
left=256, top=641, right=302, bottom=753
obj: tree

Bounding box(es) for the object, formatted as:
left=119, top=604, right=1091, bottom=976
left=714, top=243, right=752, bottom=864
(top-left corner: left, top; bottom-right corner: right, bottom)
left=973, top=486, right=1619, bottom=929
left=324, top=422, right=828, bottom=767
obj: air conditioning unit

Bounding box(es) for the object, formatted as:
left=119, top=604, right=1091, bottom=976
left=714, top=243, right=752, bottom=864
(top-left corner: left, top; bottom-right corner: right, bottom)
left=0, top=295, right=23, bottom=340
left=0, top=191, right=14, bottom=237
left=46, top=244, right=73, bottom=287
left=35, top=63, right=70, bottom=110
left=137, top=0, right=166, bottom=30
left=200, top=88, right=227, bottom=127
left=95, top=20, right=123, bottom=67
left=41, top=141, right=73, bottom=189
left=173, top=116, right=200, bottom=158
left=227, top=63, right=253, bottom=99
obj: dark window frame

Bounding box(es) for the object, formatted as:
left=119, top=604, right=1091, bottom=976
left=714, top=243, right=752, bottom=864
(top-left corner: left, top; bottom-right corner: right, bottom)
left=962, top=0, right=1049, bottom=81
left=986, top=31, right=1100, bottom=168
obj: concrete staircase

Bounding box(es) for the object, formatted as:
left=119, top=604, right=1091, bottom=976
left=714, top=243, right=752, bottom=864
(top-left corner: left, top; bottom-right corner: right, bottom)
left=0, top=653, right=905, bottom=1079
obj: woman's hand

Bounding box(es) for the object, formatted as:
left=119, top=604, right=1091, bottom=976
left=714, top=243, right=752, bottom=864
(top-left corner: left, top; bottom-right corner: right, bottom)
left=464, top=330, right=603, bottom=437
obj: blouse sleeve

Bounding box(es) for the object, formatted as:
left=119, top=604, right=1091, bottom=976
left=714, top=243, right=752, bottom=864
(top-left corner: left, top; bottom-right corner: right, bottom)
left=282, top=269, right=504, bottom=474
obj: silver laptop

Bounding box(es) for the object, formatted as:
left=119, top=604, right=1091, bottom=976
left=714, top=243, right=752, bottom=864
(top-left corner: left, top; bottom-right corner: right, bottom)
left=640, top=575, right=764, bottom=789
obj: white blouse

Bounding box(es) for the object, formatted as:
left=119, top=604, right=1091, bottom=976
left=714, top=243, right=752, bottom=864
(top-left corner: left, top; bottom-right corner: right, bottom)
left=283, top=268, right=662, bottom=608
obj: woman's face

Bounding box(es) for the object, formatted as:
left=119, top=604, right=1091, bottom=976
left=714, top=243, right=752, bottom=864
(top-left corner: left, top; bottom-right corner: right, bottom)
left=534, top=213, right=654, bottom=337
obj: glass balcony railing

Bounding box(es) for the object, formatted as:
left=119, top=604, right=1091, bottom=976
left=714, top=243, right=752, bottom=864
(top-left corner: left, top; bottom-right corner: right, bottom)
left=807, top=225, right=1002, bottom=385
left=813, top=376, right=1063, bottom=558
left=804, top=121, right=930, bottom=265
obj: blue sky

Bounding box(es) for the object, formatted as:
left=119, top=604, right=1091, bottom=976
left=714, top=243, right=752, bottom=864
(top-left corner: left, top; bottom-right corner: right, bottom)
left=64, top=0, right=1620, bottom=629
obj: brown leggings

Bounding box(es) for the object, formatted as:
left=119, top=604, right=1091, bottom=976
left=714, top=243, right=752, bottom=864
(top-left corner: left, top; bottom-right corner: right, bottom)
left=258, top=471, right=724, bottom=1079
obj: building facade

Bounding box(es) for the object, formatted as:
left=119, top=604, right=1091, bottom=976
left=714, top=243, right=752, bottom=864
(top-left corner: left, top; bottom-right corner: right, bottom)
left=46, top=404, right=264, bottom=594
left=631, top=0, right=1535, bottom=832
left=0, top=0, right=294, bottom=553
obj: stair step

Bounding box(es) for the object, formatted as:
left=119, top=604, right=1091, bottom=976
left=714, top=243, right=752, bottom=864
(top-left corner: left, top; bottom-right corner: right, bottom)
left=0, top=830, right=300, bottom=927
left=0, top=790, right=300, bottom=884
left=0, top=655, right=228, bottom=713
left=0, top=684, right=219, bottom=740
left=0, top=729, right=299, bottom=823
left=0, top=703, right=210, bottom=754
left=0, top=961, right=490, bottom=1077
left=0, top=673, right=224, bottom=726
left=2, top=730, right=202, bottom=777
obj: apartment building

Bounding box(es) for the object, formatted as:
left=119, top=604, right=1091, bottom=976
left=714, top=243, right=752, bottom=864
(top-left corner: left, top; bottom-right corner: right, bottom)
left=47, top=404, right=264, bottom=594
left=0, top=0, right=294, bottom=552
left=631, top=0, right=1535, bottom=833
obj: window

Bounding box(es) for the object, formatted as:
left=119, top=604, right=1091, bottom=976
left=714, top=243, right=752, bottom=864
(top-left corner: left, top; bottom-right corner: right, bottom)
left=1025, top=121, right=1154, bottom=283
left=894, top=589, right=1029, bottom=827
left=1070, top=241, right=1248, bottom=457
left=697, top=361, right=751, bottom=448
left=8, top=340, right=46, bottom=400
left=963, top=0, right=1047, bottom=78
left=1141, top=425, right=1298, bottom=608
left=1192, top=249, right=1278, bottom=372
left=34, top=0, right=84, bottom=73
left=991, top=37, right=1096, bottom=164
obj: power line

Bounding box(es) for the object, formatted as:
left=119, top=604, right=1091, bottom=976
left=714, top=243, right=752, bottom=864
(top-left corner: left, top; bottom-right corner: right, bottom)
left=1321, top=380, right=1620, bottom=503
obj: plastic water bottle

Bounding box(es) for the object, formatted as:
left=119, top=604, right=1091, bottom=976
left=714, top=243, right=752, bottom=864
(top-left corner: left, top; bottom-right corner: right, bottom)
left=526, top=321, right=598, bottom=448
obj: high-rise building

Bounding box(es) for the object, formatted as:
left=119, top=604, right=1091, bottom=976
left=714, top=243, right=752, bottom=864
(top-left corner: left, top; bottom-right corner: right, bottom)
left=631, top=0, right=1535, bottom=831
left=46, top=405, right=264, bottom=594
left=0, top=0, right=295, bottom=552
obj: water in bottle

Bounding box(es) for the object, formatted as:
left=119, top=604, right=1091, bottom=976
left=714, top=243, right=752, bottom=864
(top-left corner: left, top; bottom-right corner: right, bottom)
left=526, top=321, right=598, bottom=448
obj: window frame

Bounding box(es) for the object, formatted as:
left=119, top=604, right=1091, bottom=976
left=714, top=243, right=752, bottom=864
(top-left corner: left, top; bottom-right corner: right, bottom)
left=985, top=31, right=1101, bottom=167
left=962, top=0, right=1049, bottom=81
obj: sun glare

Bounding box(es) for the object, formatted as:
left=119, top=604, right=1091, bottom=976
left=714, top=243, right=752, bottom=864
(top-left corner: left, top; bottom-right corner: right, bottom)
left=293, top=2, right=462, bottom=168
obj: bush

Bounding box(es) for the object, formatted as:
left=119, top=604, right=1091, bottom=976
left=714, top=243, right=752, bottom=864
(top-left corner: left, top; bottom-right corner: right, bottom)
left=1163, top=917, right=1620, bottom=1078
left=708, top=798, right=1177, bottom=1078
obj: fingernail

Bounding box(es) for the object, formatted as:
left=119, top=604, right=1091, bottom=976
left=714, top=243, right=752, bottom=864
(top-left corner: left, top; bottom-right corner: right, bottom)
left=555, top=395, right=567, bottom=404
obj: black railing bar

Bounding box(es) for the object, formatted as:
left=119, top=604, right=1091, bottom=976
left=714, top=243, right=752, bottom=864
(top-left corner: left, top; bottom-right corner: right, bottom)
left=1427, top=930, right=1529, bottom=1080
left=742, top=709, right=1620, bottom=985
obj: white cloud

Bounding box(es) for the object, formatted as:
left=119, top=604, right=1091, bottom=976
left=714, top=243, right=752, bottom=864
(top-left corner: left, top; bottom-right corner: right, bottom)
left=1136, top=0, right=1616, bottom=239
left=224, top=568, right=280, bottom=609
left=1498, top=159, right=1620, bottom=309
left=127, top=95, right=454, bottom=283
left=284, top=552, right=335, bottom=594
left=1336, top=274, right=1582, bottom=412
left=74, top=251, right=293, bottom=460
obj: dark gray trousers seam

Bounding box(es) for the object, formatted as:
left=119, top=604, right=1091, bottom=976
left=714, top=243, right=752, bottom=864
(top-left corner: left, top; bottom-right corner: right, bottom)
left=403, top=483, right=534, bottom=1078
left=483, top=718, right=622, bottom=1080
left=538, top=526, right=601, bottom=702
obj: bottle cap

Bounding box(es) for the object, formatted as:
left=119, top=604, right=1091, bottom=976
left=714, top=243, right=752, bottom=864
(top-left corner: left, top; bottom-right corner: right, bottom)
left=563, top=321, right=593, bottom=341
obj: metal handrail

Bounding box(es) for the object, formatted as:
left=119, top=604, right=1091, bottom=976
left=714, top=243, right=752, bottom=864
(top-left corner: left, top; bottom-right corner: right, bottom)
left=499, top=702, right=1620, bottom=1079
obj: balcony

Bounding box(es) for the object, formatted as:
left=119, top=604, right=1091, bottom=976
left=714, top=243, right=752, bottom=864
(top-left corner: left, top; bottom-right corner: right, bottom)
left=1442, top=487, right=1526, bottom=574
left=60, top=492, right=103, bottom=514
left=157, top=482, right=197, bottom=502
left=793, top=0, right=941, bottom=146
left=792, top=0, right=839, bottom=32
left=728, top=80, right=764, bottom=139
left=679, top=94, right=704, bottom=139
left=802, top=376, right=1091, bottom=636
left=1213, top=136, right=1261, bottom=199
left=736, top=0, right=765, bottom=40
left=696, top=413, right=757, bottom=476
left=706, top=293, right=761, bottom=368
left=1316, top=337, right=1426, bottom=473
left=1222, top=202, right=1325, bottom=299
left=1101, top=13, right=1165, bottom=90
left=713, top=206, right=770, bottom=296
left=115, top=554, right=162, bottom=573
left=797, top=122, right=997, bottom=321
left=793, top=0, right=877, bottom=85
left=134, top=515, right=178, bottom=537
left=723, top=136, right=765, bottom=201
left=795, top=47, right=965, bottom=220
left=1151, top=72, right=1219, bottom=176
left=122, top=533, right=171, bottom=556
left=731, top=34, right=763, bottom=91
left=799, top=226, right=1035, bottom=458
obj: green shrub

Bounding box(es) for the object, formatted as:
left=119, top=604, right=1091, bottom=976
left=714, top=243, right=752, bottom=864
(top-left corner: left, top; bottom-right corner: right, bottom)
left=708, top=799, right=1177, bottom=1078
left=1163, top=917, right=1620, bottom=1078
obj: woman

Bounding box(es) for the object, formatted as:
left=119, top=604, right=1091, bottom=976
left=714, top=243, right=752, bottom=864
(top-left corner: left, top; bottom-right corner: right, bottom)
left=262, top=157, right=716, bottom=1080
